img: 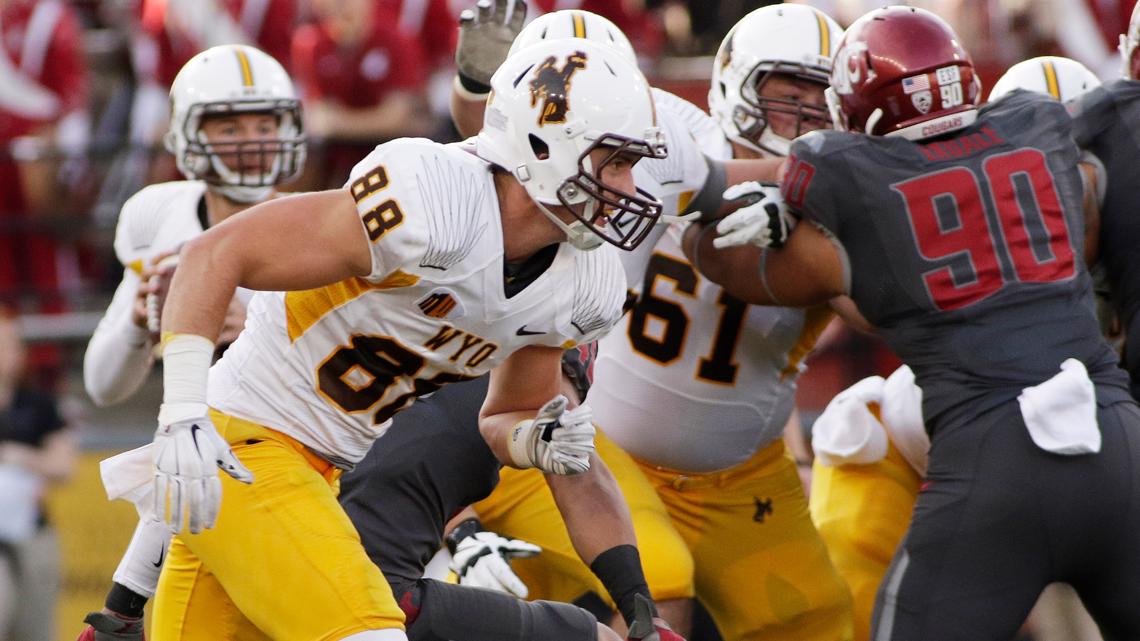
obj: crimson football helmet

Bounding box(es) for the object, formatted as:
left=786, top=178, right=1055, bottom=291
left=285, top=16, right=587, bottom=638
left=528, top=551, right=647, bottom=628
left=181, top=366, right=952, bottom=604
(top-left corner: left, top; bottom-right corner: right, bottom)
left=826, top=6, right=982, bottom=140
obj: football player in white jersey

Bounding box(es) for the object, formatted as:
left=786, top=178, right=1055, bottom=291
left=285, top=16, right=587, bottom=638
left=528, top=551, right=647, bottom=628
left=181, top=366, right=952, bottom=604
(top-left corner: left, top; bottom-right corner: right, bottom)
left=585, top=6, right=860, bottom=641
left=446, top=6, right=838, bottom=636
left=144, top=37, right=674, bottom=641
left=78, top=43, right=305, bottom=641
left=449, top=4, right=856, bottom=640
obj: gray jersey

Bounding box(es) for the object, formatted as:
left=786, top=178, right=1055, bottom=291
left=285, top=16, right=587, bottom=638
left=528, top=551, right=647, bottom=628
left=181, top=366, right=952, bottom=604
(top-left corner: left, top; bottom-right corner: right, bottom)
left=787, top=90, right=1128, bottom=431
left=1071, top=79, right=1140, bottom=397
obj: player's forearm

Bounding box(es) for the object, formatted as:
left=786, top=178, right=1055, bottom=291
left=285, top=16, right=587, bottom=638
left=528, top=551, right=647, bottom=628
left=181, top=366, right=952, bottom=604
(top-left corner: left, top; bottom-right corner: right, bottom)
left=723, top=158, right=786, bottom=191
left=545, top=452, right=636, bottom=564
left=85, top=279, right=154, bottom=406
left=683, top=223, right=773, bottom=304
left=449, top=78, right=488, bottom=139
left=479, top=410, right=539, bottom=467
left=162, top=234, right=240, bottom=347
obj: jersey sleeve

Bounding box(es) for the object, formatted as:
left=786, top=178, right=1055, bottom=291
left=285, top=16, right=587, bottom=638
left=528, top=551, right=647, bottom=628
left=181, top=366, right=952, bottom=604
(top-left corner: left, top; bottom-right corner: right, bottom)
left=638, top=93, right=711, bottom=216
left=83, top=269, right=155, bottom=406
left=113, top=186, right=169, bottom=270
left=783, top=131, right=846, bottom=238
left=1069, top=84, right=1116, bottom=148
left=570, top=247, right=628, bottom=345
left=348, top=140, right=492, bottom=282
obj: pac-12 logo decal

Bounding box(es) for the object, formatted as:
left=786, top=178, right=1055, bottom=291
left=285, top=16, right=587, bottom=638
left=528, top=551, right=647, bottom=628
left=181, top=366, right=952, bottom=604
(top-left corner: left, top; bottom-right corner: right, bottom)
left=530, top=51, right=587, bottom=126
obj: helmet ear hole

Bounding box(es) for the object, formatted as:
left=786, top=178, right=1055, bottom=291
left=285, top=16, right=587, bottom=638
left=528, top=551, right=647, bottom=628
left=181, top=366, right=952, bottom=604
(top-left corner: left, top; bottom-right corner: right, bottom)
left=528, top=134, right=551, bottom=160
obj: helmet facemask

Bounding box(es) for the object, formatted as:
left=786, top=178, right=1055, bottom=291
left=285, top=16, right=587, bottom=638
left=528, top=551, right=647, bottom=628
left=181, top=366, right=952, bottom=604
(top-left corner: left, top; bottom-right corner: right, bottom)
left=734, top=63, right=832, bottom=156
left=541, top=132, right=666, bottom=251
left=177, top=98, right=306, bottom=203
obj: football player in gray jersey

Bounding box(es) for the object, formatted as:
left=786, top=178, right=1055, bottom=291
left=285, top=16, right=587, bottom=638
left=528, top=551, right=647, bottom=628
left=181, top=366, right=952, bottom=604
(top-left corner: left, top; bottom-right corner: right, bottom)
left=690, top=7, right=1140, bottom=640
left=1071, top=0, right=1140, bottom=402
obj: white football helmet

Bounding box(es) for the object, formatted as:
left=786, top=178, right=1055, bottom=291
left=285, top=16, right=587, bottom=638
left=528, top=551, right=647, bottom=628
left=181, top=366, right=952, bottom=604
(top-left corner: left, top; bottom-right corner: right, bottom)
left=165, top=44, right=305, bottom=203
left=508, top=10, right=636, bottom=64
left=989, top=56, right=1101, bottom=103
left=476, top=38, right=666, bottom=251
left=1121, top=0, right=1140, bottom=79
left=708, top=4, right=843, bottom=157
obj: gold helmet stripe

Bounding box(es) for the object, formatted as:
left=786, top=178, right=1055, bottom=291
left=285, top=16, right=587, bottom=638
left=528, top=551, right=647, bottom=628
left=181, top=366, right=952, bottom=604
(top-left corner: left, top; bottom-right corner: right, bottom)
left=813, top=9, right=830, bottom=56
left=572, top=12, right=586, bottom=38
left=1042, top=60, right=1061, bottom=99
left=234, top=48, right=255, bottom=87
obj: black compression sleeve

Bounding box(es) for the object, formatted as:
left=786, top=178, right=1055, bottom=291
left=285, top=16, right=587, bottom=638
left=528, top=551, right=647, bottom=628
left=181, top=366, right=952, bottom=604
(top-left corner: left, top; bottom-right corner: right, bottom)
left=589, top=544, right=656, bottom=627
left=105, top=582, right=148, bottom=618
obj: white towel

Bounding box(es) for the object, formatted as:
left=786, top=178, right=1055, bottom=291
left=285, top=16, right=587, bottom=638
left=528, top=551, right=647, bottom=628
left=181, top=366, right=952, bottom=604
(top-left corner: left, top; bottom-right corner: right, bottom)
left=99, top=444, right=157, bottom=518
left=812, top=375, right=889, bottom=467
left=880, top=365, right=930, bottom=477
left=1017, top=359, right=1100, bottom=455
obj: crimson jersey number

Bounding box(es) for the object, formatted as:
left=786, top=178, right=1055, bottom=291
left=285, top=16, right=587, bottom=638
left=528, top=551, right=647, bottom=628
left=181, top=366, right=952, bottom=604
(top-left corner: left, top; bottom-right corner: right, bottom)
left=627, top=253, right=747, bottom=385
left=892, top=148, right=1075, bottom=311
left=317, top=335, right=476, bottom=425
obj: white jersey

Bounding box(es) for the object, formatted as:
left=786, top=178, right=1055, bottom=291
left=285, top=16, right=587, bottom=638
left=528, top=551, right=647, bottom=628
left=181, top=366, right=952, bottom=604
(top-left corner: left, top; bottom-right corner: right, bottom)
left=84, top=181, right=209, bottom=406
left=209, top=139, right=627, bottom=466
left=589, top=99, right=832, bottom=473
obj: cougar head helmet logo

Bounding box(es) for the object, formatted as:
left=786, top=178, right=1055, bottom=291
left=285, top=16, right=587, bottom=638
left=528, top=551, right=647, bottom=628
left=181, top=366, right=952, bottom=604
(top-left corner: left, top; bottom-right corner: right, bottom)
left=529, top=52, right=588, bottom=126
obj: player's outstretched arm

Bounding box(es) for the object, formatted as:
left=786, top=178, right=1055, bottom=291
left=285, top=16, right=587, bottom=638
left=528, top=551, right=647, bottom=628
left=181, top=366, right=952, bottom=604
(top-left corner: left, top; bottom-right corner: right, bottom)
left=684, top=218, right=845, bottom=308
left=449, top=0, right=527, bottom=138
left=549, top=460, right=680, bottom=634
left=153, top=188, right=374, bottom=534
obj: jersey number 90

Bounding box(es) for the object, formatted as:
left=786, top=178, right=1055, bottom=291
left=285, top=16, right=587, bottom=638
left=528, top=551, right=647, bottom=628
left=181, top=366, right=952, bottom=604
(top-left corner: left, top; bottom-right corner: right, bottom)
left=892, top=148, right=1076, bottom=311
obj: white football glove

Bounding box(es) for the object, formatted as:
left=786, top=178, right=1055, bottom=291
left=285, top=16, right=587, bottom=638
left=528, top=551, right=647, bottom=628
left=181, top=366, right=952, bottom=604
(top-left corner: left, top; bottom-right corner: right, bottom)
left=713, top=182, right=795, bottom=249
left=509, top=395, right=596, bottom=475
left=449, top=530, right=542, bottom=598
left=456, top=0, right=527, bottom=87
left=152, top=408, right=253, bottom=535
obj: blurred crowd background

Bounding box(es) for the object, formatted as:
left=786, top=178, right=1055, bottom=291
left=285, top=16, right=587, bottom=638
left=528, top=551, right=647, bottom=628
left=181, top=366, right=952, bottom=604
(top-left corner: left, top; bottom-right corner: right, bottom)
left=0, top=0, right=1128, bottom=639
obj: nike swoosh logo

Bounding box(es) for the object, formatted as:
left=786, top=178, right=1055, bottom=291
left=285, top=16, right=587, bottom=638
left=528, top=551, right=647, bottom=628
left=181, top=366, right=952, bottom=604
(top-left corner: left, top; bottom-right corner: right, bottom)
left=516, top=326, right=544, bottom=336
left=153, top=546, right=165, bottom=568
left=190, top=424, right=202, bottom=454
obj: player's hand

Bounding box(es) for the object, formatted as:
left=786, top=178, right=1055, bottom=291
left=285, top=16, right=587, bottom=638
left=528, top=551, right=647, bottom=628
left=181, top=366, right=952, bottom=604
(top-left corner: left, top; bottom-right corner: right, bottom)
left=712, top=182, right=794, bottom=249
left=512, top=395, right=596, bottom=475
left=626, top=594, right=686, bottom=641
left=140, top=252, right=180, bottom=338
left=152, top=407, right=253, bottom=534
left=449, top=530, right=541, bottom=598
left=78, top=611, right=145, bottom=641
left=456, top=0, right=527, bottom=88
left=627, top=594, right=687, bottom=641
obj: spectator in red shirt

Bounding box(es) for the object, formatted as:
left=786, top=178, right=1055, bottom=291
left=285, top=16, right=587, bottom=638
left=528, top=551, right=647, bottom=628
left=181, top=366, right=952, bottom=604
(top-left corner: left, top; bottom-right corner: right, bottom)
left=0, top=0, right=90, bottom=316
left=292, top=0, right=434, bottom=187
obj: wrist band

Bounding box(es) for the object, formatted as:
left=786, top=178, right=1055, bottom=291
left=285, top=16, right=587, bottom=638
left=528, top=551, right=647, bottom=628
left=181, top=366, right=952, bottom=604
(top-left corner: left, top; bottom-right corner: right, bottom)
left=158, top=333, right=214, bottom=424
left=445, top=517, right=484, bottom=554
left=455, top=73, right=492, bottom=100
left=506, top=419, right=537, bottom=469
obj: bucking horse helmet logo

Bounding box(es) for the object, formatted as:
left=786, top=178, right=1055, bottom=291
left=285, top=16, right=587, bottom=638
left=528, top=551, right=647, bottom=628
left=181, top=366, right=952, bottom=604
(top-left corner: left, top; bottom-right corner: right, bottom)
left=529, top=51, right=588, bottom=126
